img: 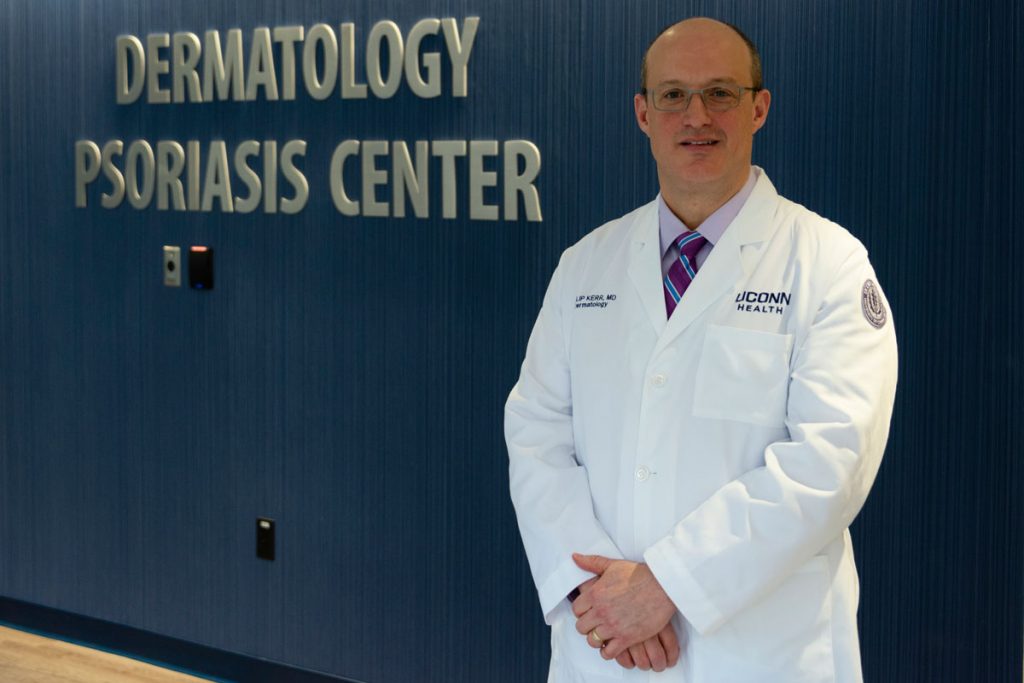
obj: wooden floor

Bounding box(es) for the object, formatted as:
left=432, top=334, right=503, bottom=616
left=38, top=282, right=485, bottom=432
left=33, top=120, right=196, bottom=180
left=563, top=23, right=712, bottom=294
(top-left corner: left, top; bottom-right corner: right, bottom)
left=0, top=625, right=212, bottom=683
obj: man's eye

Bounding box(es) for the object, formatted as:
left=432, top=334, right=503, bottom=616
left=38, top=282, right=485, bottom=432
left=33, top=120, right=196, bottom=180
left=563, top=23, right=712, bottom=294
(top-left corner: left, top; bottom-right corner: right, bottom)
left=707, top=87, right=737, bottom=100
left=661, top=89, right=684, bottom=100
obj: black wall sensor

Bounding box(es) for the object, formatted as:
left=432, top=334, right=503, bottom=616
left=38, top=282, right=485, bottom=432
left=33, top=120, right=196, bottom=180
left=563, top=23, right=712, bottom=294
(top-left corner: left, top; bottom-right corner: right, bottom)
left=189, top=246, right=214, bottom=290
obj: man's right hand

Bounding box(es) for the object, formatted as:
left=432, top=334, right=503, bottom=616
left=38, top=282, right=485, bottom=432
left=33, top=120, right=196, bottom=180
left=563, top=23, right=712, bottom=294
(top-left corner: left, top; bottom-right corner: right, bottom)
left=613, top=623, right=680, bottom=672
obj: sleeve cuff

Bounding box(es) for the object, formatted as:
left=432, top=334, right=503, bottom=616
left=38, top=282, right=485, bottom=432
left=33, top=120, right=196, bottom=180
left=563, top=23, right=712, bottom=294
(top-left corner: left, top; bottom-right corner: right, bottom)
left=538, top=538, right=624, bottom=625
left=644, top=537, right=725, bottom=635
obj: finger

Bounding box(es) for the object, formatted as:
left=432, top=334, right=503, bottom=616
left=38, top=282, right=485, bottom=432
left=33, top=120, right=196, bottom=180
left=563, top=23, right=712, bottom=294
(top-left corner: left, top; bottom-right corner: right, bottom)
left=584, top=627, right=606, bottom=650
left=600, top=637, right=627, bottom=660
left=615, top=651, right=635, bottom=669
left=577, top=576, right=599, bottom=594
left=571, top=591, right=592, bottom=618
left=629, top=643, right=651, bottom=671
left=643, top=636, right=667, bottom=672
left=572, top=553, right=612, bottom=574
left=573, top=611, right=600, bottom=636
left=659, top=624, right=681, bottom=668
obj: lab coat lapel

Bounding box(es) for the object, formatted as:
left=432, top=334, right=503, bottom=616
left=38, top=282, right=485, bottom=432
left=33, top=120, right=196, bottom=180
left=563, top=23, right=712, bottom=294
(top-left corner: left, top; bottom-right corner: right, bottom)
left=653, top=173, right=783, bottom=353
left=626, top=200, right=668, bottom=336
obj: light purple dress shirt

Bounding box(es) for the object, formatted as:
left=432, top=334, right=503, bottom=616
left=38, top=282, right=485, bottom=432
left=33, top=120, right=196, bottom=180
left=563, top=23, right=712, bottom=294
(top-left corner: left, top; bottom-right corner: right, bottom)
left=658, top=167, right=760, bottom=278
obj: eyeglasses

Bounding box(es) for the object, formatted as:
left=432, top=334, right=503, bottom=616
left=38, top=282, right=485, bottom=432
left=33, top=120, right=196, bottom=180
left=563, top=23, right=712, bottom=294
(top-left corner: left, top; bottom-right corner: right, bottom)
left=642, top=83, right=760, bottom=113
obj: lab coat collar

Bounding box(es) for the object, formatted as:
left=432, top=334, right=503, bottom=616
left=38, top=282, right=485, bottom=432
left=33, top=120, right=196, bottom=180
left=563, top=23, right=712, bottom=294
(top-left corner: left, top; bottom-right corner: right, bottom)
left=626, top=201, right=669, bottom=337
left=626, top=168, right=783, bottom=343
left=721, top=166, right=782, bottom=251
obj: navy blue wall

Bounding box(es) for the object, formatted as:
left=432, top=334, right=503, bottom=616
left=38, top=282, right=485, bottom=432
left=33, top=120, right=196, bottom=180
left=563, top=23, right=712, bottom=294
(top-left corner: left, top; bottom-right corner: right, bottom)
left=1, top=1, right=1020, bottom=682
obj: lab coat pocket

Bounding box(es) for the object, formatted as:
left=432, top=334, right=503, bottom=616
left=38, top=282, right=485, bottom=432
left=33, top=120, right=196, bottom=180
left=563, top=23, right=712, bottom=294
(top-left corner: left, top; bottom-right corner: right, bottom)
left=549, top=601, right=623, bottom=680
left=697, top=556, right=835, bottom=683
left=693, top=325, right=793, bottom=427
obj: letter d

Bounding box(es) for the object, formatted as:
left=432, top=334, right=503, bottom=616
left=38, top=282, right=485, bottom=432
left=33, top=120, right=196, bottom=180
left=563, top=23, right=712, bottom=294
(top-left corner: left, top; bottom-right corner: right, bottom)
left=116, top=35, right=145, bottom=104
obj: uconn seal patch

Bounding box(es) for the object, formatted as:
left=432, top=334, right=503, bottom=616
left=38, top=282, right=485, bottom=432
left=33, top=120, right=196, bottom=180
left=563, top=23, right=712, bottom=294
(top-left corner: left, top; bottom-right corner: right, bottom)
left=861, top=280, right=887, bottom=329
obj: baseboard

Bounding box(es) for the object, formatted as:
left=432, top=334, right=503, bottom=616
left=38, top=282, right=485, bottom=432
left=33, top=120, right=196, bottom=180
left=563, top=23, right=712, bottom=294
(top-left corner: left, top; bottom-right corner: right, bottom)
left=0, top=596, right=364, bottom=683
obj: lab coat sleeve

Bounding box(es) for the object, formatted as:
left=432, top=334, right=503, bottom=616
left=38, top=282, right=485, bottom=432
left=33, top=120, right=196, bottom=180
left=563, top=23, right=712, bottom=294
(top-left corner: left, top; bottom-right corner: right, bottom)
left=505, top=253, right=624, bottom=624
left=643, top=246, right=898, bottom=635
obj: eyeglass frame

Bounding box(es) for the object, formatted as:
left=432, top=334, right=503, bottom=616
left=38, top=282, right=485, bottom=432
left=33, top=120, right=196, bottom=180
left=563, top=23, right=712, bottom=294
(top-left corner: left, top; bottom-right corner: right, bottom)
left=639, top=83, right=763, bottom=113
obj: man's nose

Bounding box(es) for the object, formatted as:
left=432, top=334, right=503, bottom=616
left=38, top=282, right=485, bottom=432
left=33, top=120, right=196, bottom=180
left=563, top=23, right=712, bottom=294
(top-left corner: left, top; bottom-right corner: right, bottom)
left=679, top=92, right=713, bottom=125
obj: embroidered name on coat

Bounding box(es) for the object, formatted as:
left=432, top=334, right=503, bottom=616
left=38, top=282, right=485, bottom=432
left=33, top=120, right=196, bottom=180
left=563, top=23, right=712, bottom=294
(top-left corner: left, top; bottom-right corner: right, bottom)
left=575, top=293, right=617, bottom=309
left=735, top=290, right=791, bottom=315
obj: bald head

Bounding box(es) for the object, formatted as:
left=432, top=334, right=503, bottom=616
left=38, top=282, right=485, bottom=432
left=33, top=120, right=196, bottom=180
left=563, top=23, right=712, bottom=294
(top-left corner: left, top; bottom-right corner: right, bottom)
left=640, top=18, right=763, bottom=94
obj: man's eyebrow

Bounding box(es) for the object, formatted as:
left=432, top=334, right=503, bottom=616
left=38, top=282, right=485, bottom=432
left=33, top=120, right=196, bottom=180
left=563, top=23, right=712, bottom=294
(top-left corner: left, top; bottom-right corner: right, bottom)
left=653, top=77, right=741, bottom=88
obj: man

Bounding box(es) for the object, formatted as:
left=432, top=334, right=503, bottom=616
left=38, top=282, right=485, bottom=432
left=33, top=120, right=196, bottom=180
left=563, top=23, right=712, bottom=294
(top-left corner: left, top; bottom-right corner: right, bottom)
left=505, top=17, right=898, bottom=683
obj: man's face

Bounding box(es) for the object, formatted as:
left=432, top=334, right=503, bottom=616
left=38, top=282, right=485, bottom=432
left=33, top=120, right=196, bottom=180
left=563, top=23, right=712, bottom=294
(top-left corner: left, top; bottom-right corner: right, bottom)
left=634, top=20, right=771, bottom=200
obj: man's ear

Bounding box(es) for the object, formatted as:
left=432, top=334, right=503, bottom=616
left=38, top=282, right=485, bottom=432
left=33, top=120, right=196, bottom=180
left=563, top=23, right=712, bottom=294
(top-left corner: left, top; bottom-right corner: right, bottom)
left=635, top=93, right=652, bottom=137
left=751, top=88, right=771, bottom=133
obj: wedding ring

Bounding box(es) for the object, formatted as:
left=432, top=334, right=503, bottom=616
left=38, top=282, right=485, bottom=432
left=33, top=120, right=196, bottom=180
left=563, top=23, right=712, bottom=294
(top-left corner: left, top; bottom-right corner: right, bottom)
left=589, top=628, right=604, bottom=646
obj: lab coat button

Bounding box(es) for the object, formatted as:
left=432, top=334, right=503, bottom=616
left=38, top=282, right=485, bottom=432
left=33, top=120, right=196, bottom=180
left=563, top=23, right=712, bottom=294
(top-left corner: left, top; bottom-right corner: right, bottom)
left=635, top=466, right=650, bottom=482
left=651, top=374, right=666, bottom=387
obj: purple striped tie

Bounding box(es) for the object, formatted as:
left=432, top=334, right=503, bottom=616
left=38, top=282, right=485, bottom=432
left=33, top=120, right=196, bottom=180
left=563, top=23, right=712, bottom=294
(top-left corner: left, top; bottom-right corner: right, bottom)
left=664, top=231, right=708, bottom=317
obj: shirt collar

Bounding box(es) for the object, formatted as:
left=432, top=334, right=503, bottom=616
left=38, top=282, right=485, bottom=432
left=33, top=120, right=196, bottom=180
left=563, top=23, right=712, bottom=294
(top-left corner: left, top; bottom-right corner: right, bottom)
left=658, top=166, right=760, bottom=253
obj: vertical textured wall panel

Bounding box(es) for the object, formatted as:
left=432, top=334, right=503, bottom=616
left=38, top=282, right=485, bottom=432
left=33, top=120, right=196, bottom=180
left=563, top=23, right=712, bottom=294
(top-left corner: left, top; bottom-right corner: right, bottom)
left=0, top=1, right=1020, bottom=682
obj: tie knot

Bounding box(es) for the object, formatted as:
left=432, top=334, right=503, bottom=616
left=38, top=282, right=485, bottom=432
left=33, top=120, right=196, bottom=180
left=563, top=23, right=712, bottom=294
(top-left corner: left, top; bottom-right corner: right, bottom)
left=674, top=231, right=707, bottom=261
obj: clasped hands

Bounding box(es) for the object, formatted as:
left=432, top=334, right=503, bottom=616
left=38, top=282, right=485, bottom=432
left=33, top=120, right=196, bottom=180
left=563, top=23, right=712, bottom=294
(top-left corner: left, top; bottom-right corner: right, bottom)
left=570, top=553, right=680, bottom=672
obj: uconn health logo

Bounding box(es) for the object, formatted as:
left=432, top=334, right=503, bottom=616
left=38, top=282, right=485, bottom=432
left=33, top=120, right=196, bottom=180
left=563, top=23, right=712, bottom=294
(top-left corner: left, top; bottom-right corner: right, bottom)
left=735, top=290, right=791, bottom=315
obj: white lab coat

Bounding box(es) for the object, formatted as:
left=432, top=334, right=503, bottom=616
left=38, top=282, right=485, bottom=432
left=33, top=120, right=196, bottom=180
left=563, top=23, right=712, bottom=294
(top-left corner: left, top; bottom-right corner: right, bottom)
left=505, top=170, right=898, bottom=683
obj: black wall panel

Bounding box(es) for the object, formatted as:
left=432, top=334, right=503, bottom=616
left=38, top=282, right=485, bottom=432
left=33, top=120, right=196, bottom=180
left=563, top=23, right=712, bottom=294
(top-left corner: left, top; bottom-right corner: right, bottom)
left=0, top=1, right=1020, bottom=681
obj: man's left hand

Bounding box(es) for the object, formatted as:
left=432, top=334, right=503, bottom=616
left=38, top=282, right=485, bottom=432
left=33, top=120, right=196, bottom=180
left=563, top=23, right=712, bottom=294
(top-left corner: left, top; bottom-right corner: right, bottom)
left=570, top=553, right=677, bottom=660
